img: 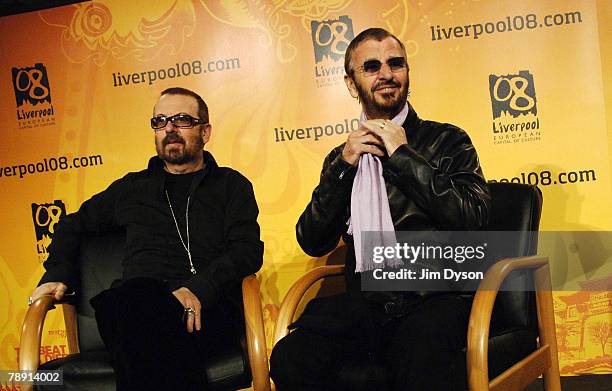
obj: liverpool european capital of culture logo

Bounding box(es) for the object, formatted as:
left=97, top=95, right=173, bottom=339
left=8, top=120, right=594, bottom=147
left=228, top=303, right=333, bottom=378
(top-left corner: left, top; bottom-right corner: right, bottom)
left=12, top=63, right=56, bottom=129
left=311, top=15, right=354, bottom=88
left=488, top=70, right=541, bottom=145
left=32, top=200, right=66, bottom=262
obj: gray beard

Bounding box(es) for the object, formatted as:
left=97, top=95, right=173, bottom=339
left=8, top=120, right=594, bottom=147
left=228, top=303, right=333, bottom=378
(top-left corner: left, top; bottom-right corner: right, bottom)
left=357, top=84, right=409, bottom=118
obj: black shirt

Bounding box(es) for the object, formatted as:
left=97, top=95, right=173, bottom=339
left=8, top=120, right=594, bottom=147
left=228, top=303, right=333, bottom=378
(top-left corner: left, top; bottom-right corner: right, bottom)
left=164, top=169, right=199, bottom=240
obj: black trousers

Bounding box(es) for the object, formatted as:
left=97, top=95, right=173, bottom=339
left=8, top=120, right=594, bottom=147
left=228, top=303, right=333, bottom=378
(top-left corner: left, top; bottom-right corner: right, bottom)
left=270, top=293, right=470, bottom=391
left=90, top=277, right=238, bottom=391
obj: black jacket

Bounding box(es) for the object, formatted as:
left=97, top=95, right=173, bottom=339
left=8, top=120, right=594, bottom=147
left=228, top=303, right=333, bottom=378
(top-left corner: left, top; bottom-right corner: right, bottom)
left=40, top=152, right=263, bottom=308
left=296, top=103, right=491, bottom=291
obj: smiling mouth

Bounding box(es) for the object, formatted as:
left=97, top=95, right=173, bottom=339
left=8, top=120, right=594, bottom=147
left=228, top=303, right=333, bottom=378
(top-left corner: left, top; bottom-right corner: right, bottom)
left=374, top=83, right=399, bottom=92
left=375, top=86, right=399, bottom=96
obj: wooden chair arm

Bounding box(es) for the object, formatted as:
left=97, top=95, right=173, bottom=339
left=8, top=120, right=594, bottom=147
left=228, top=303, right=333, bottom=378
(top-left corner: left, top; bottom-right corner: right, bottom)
left=19, top=295, right=58, bottom=371
left=242, top=274, right=271, bottom=391
left=19, top=296, right=78, bottom=389
left=272, top=265, right=345, bottom=346
left=18, top=295, right=59, bottom=391
left=467, top=255, right=560, bottom=391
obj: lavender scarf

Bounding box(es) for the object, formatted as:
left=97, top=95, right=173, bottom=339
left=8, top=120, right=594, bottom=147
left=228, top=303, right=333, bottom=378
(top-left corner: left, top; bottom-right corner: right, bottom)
left=348, top=104, right=409, bottom=272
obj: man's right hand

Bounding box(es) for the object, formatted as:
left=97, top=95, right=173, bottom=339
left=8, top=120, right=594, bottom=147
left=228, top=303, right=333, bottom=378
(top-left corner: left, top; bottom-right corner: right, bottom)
left=30, top=282, right=68, bottom=303
left=341, top=127, right=385, bottom=166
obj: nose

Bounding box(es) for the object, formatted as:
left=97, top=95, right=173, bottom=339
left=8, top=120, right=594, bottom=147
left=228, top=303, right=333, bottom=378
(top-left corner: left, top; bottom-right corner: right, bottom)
left=164, top=119, right=178, bottom=133
left=378, top=62, right=393, bottom=79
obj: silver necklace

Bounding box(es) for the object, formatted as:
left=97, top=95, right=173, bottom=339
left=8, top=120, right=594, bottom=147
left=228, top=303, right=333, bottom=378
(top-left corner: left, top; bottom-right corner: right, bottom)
left=165, top=190, right=196, bottom=275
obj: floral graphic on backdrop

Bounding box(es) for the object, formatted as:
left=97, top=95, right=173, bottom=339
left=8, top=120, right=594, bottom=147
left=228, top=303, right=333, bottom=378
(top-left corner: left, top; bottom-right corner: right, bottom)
left=200, top=0, right=353, bottom=63
left=38, top=0, right=196, bottom=65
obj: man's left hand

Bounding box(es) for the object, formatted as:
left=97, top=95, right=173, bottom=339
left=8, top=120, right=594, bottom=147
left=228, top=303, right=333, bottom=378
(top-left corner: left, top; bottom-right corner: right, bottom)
left=362, top=119, right=408, bottom=157
left=172, top=287, right=202, bottom=333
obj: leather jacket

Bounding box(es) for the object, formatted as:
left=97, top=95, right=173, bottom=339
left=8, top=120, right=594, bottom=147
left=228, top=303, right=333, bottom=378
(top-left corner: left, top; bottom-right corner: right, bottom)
left=296, top=103, right=491, bottom=292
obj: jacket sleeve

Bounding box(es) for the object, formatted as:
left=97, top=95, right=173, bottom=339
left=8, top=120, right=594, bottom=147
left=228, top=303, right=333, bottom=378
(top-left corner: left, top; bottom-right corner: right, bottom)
left=38, top=177, right=125, bottom=290
left=384, top=127, right=490, bottom=229
left=183, top=174, right=263, bottom=308
left=296, top=148, right=357, bottom=257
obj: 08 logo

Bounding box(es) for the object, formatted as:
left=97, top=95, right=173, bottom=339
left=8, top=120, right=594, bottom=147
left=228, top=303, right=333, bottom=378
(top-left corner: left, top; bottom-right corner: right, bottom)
left=31, top=200, right=66, bottom=258
left=489, top=71, right=537, bottom=119
left=34, top=204, right=63, bottom=234
left=12, top=63, right=52, bottom=106
left=311, top=15, right=354, bottom=63
left=15, top=68, right=50, bottom=100
left=492, top=76, right=535, bottom=112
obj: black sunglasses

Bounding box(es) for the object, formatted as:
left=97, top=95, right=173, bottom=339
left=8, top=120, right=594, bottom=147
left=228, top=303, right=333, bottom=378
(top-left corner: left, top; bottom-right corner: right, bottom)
left=359, top=57, right=407, bottom=76
left=150, top=114, right=206, bottom=130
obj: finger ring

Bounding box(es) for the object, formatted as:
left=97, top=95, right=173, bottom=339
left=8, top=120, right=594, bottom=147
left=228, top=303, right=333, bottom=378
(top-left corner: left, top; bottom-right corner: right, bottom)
left=379, top=121, right=386, bottom=129
left=28, top=297, right=33, bottom=306
left=184, top=307, right=195, bottom=314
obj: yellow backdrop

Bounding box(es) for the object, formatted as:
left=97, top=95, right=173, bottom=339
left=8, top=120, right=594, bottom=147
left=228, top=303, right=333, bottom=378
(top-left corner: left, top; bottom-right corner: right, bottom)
left=1, top=0, right=610, bottom=378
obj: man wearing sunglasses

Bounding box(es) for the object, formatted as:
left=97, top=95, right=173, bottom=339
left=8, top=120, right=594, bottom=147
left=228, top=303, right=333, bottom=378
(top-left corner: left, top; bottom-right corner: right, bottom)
left=270, top=28, right=490, bottom=390
left=29, top=87, right=263, bottom=390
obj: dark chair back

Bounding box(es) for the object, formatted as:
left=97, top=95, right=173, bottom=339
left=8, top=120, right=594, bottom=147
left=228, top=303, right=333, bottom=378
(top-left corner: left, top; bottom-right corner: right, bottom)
left=486, top=182, right=542, bottom=331
left=487, top=182, right=541, bottom=251
left=75, top=233, right=124, bottom=352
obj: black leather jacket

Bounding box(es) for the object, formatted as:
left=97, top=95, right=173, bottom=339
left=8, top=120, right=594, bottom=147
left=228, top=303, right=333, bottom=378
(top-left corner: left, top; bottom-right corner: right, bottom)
left=296, top=103, right=491, bottom=291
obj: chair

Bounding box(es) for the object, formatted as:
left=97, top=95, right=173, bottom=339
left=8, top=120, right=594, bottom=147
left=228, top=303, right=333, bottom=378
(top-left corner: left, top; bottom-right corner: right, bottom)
left=19, top=232, right=271, bottom=391
left=272, top=182, right=561, bottom=390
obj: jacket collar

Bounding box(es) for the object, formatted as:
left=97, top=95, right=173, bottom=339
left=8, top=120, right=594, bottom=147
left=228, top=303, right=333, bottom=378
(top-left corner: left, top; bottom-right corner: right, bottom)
left=402, top=101, right=420, bottom=132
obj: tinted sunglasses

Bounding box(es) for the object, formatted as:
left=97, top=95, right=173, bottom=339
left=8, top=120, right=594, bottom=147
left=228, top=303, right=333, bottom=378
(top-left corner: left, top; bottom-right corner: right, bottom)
left=359, top=57, right=407, bottom=76
left=150, top=114, right=207, bottom=130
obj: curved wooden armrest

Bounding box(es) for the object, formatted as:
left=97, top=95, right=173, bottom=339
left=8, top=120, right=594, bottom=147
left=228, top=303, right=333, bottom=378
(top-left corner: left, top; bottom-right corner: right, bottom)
left=19, top=295, right=58, bottom=373
left=242, top=274, right=271, bottom=391
left=19, top=295, right=64, bottom=391
left=472, top=255, right=549, bottom=293
left=468, top=255, right=560, bottom=391
left=273, top=265, right=345, bottom=346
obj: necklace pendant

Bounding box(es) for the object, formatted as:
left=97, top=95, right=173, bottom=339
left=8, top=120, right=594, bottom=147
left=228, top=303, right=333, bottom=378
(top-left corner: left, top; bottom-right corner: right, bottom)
left=188, top=252, right=196, bottom=274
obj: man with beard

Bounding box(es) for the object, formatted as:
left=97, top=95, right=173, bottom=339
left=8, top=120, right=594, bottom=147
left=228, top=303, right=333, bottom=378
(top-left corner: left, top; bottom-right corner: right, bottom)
left=270, top=28, right=490, bottom=390
left=29, top=87, right=263, bottom=390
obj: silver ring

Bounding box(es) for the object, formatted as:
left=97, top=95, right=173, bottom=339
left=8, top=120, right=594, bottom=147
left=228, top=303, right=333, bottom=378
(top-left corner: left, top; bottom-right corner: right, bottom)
left=28, top=297, right=33, bottom=306
left=184, top=307, right=195, bottom=315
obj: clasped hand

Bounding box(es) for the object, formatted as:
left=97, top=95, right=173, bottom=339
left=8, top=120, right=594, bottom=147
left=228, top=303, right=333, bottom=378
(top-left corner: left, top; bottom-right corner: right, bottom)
left=341, top=119, right=407, bottom=165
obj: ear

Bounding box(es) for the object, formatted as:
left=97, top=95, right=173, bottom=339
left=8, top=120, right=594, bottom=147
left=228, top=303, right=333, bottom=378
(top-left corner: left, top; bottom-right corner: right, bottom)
left=344, top=74, right=359, bottom=99
left=201, top=124, right=212, bottom=144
